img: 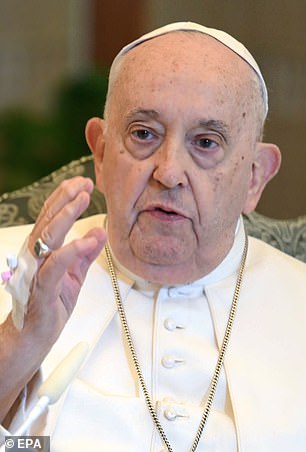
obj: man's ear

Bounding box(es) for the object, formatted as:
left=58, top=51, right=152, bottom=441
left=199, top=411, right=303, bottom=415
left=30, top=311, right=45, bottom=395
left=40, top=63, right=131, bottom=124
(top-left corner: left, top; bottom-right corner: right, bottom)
left=85, top=117, right=106, bottom=190
left=243, top=142, right=281, bottom=214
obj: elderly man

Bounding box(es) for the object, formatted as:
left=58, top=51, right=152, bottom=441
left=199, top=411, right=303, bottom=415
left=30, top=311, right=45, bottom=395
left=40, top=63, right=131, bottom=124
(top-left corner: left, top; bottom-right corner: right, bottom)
left=0, top=22, right=305, bottom=451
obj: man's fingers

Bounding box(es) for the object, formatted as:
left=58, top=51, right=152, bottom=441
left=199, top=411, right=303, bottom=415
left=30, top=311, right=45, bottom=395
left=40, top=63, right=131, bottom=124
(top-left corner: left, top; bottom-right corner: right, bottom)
left=29, top=177, right=94, bottom=255
left=35, top=177, right=94, bottom=225
left=36, top=228, right=107, bottom=297
left=38, top=191, right=91, bottom=251
left=80, top=227, right=107, bottom=263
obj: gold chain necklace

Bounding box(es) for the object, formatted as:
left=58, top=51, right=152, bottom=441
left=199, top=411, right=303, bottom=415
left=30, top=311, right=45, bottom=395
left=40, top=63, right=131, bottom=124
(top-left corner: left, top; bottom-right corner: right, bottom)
left=105, top=234, right=248, bottom=452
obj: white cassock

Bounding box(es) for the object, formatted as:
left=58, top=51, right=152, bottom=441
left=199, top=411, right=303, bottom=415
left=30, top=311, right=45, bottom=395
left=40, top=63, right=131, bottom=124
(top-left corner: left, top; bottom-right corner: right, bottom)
left=0, top=214, right=306, bottom=451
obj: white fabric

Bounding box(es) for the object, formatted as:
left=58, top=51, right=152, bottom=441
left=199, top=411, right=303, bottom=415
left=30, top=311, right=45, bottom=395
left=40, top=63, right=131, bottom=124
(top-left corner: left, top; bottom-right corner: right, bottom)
left=112, top=21, right=268, bottom=117
left=1, top=214, right=306, bottom=451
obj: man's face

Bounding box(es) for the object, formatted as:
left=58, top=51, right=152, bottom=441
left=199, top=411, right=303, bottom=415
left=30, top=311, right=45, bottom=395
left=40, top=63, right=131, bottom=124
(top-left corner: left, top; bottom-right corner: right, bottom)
left=93, top=33, right=261, bottom=284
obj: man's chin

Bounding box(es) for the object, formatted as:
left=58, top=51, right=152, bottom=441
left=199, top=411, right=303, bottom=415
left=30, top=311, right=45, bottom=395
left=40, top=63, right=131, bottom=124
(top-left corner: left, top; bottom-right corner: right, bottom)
left=131, top=240, right=193, bottom=267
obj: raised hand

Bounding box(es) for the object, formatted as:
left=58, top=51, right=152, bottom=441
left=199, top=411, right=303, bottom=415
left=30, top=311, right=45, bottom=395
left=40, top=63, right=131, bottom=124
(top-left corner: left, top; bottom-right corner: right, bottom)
left=26, top=177, right=106, bottom=342
left=0, top=177, right=106, bottom=423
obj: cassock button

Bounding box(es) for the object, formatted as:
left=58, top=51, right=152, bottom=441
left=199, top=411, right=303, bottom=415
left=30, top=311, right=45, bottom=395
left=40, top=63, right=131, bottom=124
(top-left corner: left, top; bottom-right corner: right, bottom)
left=164, top=318, right=185, bottom=331
left=164, top=407, right=177, bottom=421
left=161, top=355, right=185, bottom=368
left=162, top=355, right=175, bottom=368
left=164, top=318, right=176, bottom=331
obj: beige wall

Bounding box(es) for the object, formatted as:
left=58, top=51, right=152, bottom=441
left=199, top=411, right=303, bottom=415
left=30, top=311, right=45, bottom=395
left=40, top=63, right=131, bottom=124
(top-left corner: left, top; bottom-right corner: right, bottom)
left=0, top=0, right=92, bottom=112
left=146, top=0, right=306, bottom=219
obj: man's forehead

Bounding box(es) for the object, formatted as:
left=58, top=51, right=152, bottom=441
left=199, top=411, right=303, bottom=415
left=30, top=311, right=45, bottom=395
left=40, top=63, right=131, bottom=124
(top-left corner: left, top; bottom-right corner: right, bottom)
left=110, top=21, right=268, bottom=118
left=114, top=36, right=253, bottom=117
left=122, top=31, right=250, bottom=77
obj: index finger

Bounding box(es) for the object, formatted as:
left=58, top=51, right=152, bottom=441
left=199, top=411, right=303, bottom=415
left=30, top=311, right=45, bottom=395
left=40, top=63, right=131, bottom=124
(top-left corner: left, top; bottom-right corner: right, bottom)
left=35, top=177, right=94, bottom=226
left=30, top=177, right=94, bottom=253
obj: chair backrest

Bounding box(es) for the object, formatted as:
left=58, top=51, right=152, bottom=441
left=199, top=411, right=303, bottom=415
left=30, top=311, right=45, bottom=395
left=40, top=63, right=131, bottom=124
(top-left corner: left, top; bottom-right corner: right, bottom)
left=1, top=155, right=305, bottom=262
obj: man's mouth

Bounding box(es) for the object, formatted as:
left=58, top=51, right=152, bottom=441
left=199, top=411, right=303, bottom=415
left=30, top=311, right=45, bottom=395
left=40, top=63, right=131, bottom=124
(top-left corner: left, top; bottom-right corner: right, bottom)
left=142, top=205, right=187, bottom=221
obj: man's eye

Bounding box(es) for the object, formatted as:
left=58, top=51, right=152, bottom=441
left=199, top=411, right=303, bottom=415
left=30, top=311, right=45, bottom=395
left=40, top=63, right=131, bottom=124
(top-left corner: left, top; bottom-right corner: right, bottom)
left=196, top=138, right=218, bottom=149
left=132, top=129, right=154, bottom=140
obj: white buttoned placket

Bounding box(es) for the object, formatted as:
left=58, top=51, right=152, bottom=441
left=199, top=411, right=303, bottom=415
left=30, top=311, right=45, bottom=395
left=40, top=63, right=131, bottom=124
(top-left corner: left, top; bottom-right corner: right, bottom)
left=147, top=283, right=237, bottom=451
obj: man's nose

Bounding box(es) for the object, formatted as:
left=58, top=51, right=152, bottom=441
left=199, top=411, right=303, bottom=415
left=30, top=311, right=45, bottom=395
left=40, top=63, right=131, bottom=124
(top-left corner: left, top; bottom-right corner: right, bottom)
left=152, top=142, right=188, bottom=189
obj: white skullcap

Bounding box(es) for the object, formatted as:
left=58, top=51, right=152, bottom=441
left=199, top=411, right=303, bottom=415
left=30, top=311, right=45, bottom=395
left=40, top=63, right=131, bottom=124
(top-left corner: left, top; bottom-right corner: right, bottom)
left=112, top=21, right=268, bottom=117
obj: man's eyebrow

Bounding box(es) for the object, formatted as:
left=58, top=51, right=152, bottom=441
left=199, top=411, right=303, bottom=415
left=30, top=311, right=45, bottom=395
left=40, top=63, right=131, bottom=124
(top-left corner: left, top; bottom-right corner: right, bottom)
left=126, top=109, right=160, bottom=120
left=198, top=119, right=230, bottom=142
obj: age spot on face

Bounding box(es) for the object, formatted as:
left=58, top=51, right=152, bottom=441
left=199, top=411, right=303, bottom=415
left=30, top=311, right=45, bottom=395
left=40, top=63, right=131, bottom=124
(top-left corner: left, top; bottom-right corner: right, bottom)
left=213, top=173, right=222, bottom=192
left=233, top=160, right=240, bottom=174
